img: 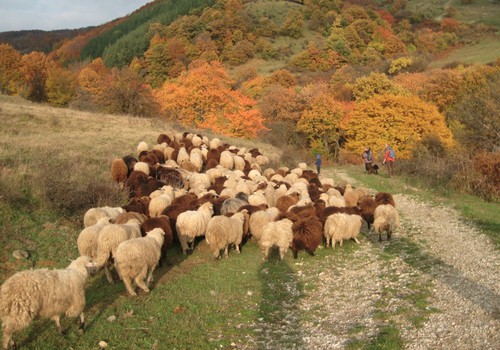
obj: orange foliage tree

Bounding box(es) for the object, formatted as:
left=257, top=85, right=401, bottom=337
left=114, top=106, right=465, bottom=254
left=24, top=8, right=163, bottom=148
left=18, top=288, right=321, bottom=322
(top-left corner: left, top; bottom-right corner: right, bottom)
left=154, top=60, right=267, bottom=138
left=343, top=94, right=454, bottom=159
left=20, top=51, right=53, bottom=102
left=0, top=43, right=22, bottom=94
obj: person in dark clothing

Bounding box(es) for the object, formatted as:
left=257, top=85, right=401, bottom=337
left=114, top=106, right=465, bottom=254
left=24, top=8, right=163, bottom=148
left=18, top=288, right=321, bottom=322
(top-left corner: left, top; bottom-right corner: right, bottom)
left=315, top=154, right=322, bottom=174
left=362, top=147, right=373, bottom=173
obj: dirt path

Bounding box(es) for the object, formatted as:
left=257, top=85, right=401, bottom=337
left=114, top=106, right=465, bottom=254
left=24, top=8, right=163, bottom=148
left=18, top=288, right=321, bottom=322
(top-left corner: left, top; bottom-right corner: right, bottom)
left=247, top=170, right=500, bottom=349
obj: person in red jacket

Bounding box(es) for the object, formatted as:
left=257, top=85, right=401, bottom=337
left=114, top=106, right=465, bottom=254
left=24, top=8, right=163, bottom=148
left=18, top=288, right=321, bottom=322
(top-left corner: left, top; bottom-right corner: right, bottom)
left=383, top=144, right=395, bottom=177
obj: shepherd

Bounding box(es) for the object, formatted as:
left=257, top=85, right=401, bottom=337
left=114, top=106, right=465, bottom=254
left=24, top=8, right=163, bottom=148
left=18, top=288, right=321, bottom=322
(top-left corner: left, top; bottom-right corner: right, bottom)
left=315, top=154, right=322, bottom=175
left=383, top=144, right=395, bottom=177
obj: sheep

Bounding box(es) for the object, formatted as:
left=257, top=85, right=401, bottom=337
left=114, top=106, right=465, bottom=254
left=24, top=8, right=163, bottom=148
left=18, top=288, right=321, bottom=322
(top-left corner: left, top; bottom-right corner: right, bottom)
left=343, top=184, right=359, bottom=207
left=122, top=196, right=150, bottom=217
left=291, top=216, right=323, bottom=259
left=249, top=207, right=281, bottom=241
left=205, top=210, right=248, bottom=259
left=83, top=206, right=124, bottom=227
left=189, top=149, right=203, bottom=172
left=149, top=193, right=174, bottom=218
left=220, top=194, right=249, bottom=215
left=94, top=219, right=142, bottom=283
left=373, top=204, right=400, bottom=241
left=141, top=216, right=174, bottom=265
left=0, top=256, right=93, bottom=349
left=323, top=213, right=363, bottom=253
left=357, top=194, right=377, bottom=229
left=276, top=192, right=300, bottom=213
left=175, top=202, right=214, bottom=254
left=133, top=161, right=150, bottom=176
left=111, top=158, right=128, bottom=189
left=259, top=218, right=294, bottom=260
left=114, top=228, right=165, bottom=296
left=233, top=155, right=246, bottom=171
left=375, top=192, right=396, bottom=207
left=115, top=212, right=147, bottom=225
left=136, top=141, right=149, bottom=155
left=122, top=155, right=138, bottom=176
left=77, top=217, right=111, bottom=259
left=219, top=150, right=234, bottom=170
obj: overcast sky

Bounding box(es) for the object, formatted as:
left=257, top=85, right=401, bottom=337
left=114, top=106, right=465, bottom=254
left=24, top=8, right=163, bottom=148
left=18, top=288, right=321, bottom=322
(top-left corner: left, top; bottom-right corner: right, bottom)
left=0, top=0, right=153, bottom=32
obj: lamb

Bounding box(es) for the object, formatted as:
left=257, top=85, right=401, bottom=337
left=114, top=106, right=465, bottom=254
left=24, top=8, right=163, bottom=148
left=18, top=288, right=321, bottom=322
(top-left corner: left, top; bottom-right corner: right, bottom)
left=175, top=202, right=214, bottom=254
left=94, top=219, right=142, bottom=283
left=259, top=218, right=294, bottom=260
left=114, top=228, right=165, bottom=296
left=77, top=217, right=111, bottom=259
left=373, top=204, right=400, bottom=241
left=205, top=210, right=248, bottom=259
left=83, top=206, right=124, bottom=227
left=249, top=207, right=281, bottom=241
left=0, top=256, right=93, bottom=349
left=323, top=213, right=363, bottom=253
left=291, top=216, right=323, bottom=258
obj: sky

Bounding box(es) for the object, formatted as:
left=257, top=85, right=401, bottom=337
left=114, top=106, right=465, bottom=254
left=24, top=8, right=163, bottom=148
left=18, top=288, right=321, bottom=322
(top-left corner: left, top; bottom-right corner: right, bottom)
left=0, top=0, right=153, bottom=32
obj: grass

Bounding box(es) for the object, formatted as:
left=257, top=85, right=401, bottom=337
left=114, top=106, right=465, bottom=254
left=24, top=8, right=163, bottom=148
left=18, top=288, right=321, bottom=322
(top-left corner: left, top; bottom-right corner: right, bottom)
left=430, top=37, right=500, bottom=68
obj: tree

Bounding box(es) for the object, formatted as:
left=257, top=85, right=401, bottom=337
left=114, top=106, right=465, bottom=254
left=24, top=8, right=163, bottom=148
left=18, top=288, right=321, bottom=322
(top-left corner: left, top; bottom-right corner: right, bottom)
left=296, top=93, right=348, bottom=157
left=0, top=43, right=22, bottom=94
left=343, top=94, right=454, bottom=159
left=280, top=9, right=304, bottom=38
left=46, top=67, right=77, bottom=107
left=352, top=72, right=407, bottom=101
left=154, top=60, right=267, bottom=138
left=20, top=52, right=52, bottom=102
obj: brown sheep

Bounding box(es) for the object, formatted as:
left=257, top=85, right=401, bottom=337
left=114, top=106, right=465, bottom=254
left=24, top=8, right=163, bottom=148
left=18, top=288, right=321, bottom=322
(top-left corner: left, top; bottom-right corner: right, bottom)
left=122, top=196, right=150, bottom=217
left=291, top=216, right=323, bottom=258
left=375, top=192, right=396, bottom=207
left=206, top=158, right=219, bottom=170
left=122, top=155, right=138, bottom=177
left=115, top=212, right=147, bottom=225
left=141, top=215, right=174, bottom=265
left=111, top=158, right=128, bottom=190
left=315, top=200, right=361, bottom=225
left=357, top=194, right=377, bottom=229
left=157, top=133, right=171, bottom=145
left=206, top=149, right=221, bottom=163
left=276, top=192, right=300, bottom=213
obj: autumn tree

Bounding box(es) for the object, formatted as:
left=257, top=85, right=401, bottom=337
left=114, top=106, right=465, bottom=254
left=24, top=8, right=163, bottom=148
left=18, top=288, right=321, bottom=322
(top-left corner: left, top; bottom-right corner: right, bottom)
left=154, top=60, right=267, bottom=138
left=280, top=9, right=304, bottom=38
left=45, top=66, right=77, bottom=107
left=74, top=58, right=109, bottom=109
left=0, top=43, right=22, bottom=94
left=352, top=72, right=407, bottom=101
left=343, top=94, right=454, bottom=159
left=296, top=93, right=348, bottom=157
left=20, top=51, right=52, bottom=102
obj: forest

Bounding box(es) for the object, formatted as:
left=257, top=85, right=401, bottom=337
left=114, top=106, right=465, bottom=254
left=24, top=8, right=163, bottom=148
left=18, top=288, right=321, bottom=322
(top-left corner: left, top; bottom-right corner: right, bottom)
left=0, top=0, right=498, bottom=201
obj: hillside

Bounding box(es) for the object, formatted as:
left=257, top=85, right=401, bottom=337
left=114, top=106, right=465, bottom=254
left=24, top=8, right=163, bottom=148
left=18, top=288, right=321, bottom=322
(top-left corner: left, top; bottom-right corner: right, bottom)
left=0, top=96, right=498, bottom=349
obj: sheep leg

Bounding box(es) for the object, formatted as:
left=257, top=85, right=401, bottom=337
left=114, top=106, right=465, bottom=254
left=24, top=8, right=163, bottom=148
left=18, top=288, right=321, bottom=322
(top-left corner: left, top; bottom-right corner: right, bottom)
left=78, top=313, right=85, bottom=334
left=353, top=237, right=361, bottom=244
left=146, top=268, right=155, bottom=287
left=104, top=263, right=114, bottom=284
left=292, top=249, right=298, bottom=259
left=379, top=232, right=382, bottom=241
left=387, top=230, right=392, bottom=240
left=135, top=266, right=150, bottom=293
left=279, top=247, right=287, bottom=260
left=122, top=276, right=137, bottom=296
left=263, top=247, right=270, bottom=261
left=51, top=315, right=63, bottom=335
left=224, top=246, right=229, bottom=258
left=2, top=329, right=13, bottom=350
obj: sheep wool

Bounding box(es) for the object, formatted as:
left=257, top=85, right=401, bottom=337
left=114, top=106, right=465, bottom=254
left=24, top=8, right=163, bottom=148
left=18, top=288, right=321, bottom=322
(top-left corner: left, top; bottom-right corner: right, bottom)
left=324, top=213, right=363, bottom=253
left=176, top=202, right=214, bottom=254
left=259, top=218, right=294, bottom=260
left=77, top=217, right=111, bottom=259
left=249, top=207, right=281, bottom=242
left=205, top=210, right=248, bottom=259
left=114, top=228, right=165, bottom=296
left=83, top=206, right=124, bottom=228
left=373, top=204, right=400, bottom=241
left=0, top=256, right=92, bottom=349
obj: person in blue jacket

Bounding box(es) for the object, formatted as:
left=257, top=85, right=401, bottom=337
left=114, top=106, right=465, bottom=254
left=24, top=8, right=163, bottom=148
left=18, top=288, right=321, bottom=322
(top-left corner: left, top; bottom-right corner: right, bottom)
left=315, top=154, right=322, bottom=175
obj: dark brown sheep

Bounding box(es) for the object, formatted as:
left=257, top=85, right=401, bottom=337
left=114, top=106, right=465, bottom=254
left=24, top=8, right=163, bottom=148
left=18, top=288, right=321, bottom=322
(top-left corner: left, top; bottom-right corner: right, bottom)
left=206, top=158, right=219, bottom=170
left=141, top=215, right=174, bottom=266
left=315, top=201, right=361, bottom=225
left=206, top=148, right=221, bottom=163
left=157, top=133, right=171, bottom=145
left=358, top=194, right=377, bottom=228
left=156, top=167, right=184, bottom=189
left=291, top=216, right=323, bottom=258
left=375, top=192, right=396, bottom=207
left=111, top=158, right=128, bottom=190
left=122, top=196, right=151, bottom=217
left=122, top=155, right=138, bottom=177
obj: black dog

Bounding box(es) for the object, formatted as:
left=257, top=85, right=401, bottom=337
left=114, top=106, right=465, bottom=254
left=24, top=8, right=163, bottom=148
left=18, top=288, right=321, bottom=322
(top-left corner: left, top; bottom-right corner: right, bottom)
left=368, top=164, right=379, bottom=174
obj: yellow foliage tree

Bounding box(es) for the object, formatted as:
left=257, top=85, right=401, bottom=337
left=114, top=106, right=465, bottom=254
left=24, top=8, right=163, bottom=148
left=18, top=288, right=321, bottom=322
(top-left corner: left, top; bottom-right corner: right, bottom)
left=0, top=43, right=22, bottom=94
left=343, top=94, right=454, bottom=159
left=46, top=66, right=77, bottom=107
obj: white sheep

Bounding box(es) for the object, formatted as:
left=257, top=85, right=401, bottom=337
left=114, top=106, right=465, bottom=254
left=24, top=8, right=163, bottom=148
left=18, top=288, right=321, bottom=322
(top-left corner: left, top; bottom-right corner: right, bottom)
left=114, top=228, right=165, bottom=296
left=177, top=146, right=190, bottom=165
left=192, top=135, right=203, bottom=147
left=259, top=218, right=294, bottom=260
left=189, top=149, right=203, bottom=172
left=0, top=256, right=93, bottom=349
left=249, top=207, right=280, bottom=241
left=77, top=217, right=111, bottom=259
left=148, top=194, right=174, bottom=217
left=83, top=206, right=124, bottom=228
left=94, top=219, right=142, bottom=283
left=373, top=204, right=400, bottom=241
left=324, top=213, right=363, bottom=253
left=233, top=155, right=246, bottom=171
left=133, top=161, right=150, bottom=176
left=220, top=150, right=235, bottom=170
left=205, top=210, right=248, bottom=259
left=175, top=202, right=214, bottom=254
left=136, top=141, right=149, bottom=155
left=248, top=190, right=268, bottom=207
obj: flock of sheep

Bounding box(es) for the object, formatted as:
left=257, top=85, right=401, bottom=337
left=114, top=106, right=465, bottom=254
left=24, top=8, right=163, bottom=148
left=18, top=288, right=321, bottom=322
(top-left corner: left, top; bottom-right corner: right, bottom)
left=0, top=131, right=400, bottom=349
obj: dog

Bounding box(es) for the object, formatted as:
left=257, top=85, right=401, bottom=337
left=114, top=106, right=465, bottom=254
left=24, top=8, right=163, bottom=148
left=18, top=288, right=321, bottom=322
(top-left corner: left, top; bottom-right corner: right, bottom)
left=368, top=164, right=379, bottom=174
